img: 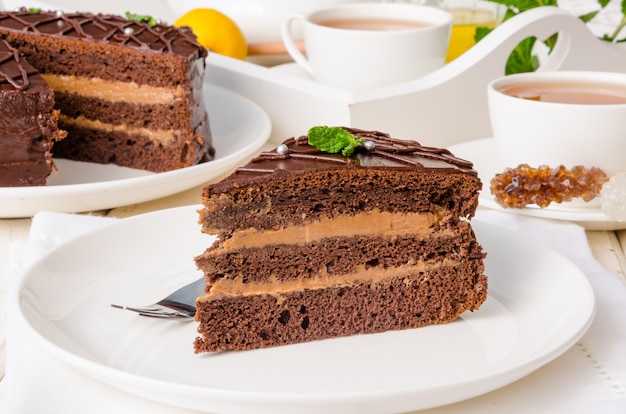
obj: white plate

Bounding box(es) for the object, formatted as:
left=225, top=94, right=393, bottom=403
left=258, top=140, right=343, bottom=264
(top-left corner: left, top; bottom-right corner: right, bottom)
left=17, top=205, right=595, bottom=413
left=448, top=138, right=626, bottom=231
left=0, top=84, right=271, bottom=218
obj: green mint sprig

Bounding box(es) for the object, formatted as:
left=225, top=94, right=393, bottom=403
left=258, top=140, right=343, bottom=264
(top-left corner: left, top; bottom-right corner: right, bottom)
left=27, top=8, right=41, bottom=13
left=125, top=11, right=157, bottom=26
left=307, top=126, right=364, bottom=157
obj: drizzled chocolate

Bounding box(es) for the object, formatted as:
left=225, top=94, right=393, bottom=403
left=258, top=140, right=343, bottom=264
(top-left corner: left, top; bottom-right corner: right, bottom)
left=234, top=127, right=475, bottom=177
left=0, top=39, right=66, bottom=186
left=0, top=39, right=34, bottom=90
left=0, top=8, right=204, bottom=57
left=207, top=127, right=476, bottom=194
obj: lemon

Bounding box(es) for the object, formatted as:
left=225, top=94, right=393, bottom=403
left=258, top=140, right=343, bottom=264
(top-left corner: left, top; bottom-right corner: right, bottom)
left=174, top=8, right=247, bottom=60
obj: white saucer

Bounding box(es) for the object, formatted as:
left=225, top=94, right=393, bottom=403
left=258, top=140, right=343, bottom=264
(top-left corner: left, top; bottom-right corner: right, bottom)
left=448, top=138, right=626, bottom=231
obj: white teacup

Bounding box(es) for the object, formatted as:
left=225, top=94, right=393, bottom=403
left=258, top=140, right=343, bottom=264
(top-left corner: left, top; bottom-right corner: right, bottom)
left=281, top=3, right=452, bottom=90
left=488, top=71, right=626, bottom=176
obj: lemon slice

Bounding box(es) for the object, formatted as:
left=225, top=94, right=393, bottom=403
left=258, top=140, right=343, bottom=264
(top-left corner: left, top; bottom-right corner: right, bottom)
left=174, top=8, right=247, bottom=60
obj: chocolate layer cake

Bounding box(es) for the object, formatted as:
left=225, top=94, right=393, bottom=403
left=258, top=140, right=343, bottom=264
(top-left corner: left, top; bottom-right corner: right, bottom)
left=0, top=39, right=66, bottom=186
left=0, top=8, right=214, bottom=173
left=194, top=127, right=487, bottom=352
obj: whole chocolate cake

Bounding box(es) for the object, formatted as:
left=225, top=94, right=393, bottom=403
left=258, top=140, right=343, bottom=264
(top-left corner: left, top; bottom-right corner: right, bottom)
left=194, top=127, right=487, bottom=352
left=0, top=8, right=214, bottom=174
left=0, top=39, right=66, bottom=186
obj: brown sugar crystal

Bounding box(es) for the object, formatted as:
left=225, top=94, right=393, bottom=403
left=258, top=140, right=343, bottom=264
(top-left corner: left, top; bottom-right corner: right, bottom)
left=490, top=164, right=609, bottom=208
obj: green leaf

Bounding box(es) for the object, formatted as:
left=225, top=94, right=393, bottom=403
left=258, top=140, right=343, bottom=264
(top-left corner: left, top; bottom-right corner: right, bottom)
left=475, top=26, right=493, bottom=43
left=578, top=11, right=600, bottom=24
left=505, top=36, right=540, bottom=75
left=125, top=11, right=157, bottom=26
left=27, top=7, right=41, bottom=13
left=487, top=0, right=547, bottom=14
left=543, top=32, right=558, bottom=51
left=307, top=126, right=365, bottom=157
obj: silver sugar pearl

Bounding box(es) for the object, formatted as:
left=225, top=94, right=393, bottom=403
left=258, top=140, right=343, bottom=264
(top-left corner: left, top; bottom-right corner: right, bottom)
left=55, top=10, right=64, bottom=17
left=363, top=140, right=376, bottom=152
left=276, top=144, right=289, bottom=155
left=124, top=27, right=134, bottom=35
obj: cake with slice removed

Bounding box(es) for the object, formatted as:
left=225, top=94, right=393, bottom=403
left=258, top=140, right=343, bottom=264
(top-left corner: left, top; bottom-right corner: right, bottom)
left=0, top=8, right=214, bottom=173
left=194, top=127, right=487, bottom=352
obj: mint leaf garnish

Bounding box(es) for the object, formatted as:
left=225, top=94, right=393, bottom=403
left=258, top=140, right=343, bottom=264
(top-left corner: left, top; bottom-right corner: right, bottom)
left=27, top=8, right=41, bottom=13
left=307, top=126, right=364, bottom=157
left=125, top=11, right=157, bottom=26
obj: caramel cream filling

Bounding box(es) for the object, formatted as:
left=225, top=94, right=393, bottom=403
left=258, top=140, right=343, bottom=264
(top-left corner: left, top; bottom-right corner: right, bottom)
left=58, top=114, right=177, bottom=144
left=199, top=258, right=459, bottom=301
left=42, top=74, right=185, bottom=104
left=199, top=210, right=457, bottom=301
left=214, top=209, right=447, bottom=253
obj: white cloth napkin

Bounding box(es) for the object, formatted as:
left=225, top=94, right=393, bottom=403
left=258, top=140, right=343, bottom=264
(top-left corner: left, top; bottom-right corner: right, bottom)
left=4, top=210, right=626, bottom=413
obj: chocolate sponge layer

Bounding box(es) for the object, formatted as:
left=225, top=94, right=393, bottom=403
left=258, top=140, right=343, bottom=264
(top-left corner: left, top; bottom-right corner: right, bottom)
left=200, top=168, right=481, bottom=237
left=196, top=221, right=481, bottom=284
left=195, top=257, right=486, bottom=352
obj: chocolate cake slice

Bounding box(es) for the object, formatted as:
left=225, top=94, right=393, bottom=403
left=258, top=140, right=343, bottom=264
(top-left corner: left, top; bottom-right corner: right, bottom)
left=0, top=8, right=214, bottom=173
left=0, top=39, right=66, bottom=186
left=194, top=127, right=487, bottom=352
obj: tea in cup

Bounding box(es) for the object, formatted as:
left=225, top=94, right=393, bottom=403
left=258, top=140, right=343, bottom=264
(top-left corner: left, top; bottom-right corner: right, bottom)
left=281, top=3, right=452, bottom=90
left=488, top=71, right=626, bottom=176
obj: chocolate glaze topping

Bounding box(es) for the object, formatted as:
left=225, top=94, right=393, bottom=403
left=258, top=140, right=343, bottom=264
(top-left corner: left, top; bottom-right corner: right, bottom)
left=235, top=127, right=475, bottom=176
left=0, top=37, right=62, bottom=187
left=209, top=128, right=476, bottom=192
left=0, top=8, right=205, bottom=58
left=0, top=39, right=32, bottom=89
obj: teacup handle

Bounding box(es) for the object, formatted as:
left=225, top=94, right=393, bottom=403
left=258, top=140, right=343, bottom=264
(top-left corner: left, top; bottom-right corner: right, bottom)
left=281, top=14, right=313, bottom=75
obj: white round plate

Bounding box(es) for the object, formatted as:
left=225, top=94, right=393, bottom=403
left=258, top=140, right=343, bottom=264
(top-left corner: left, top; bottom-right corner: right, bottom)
left=0, top=84, right=271, bottom=218
left=448, top=138, right=626, bottom=231
left=17, top=205, right=595, bottom=413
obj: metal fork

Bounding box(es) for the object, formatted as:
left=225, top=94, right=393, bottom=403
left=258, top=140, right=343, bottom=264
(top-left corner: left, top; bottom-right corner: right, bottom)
left=110, top=277, right=205, bottom=319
